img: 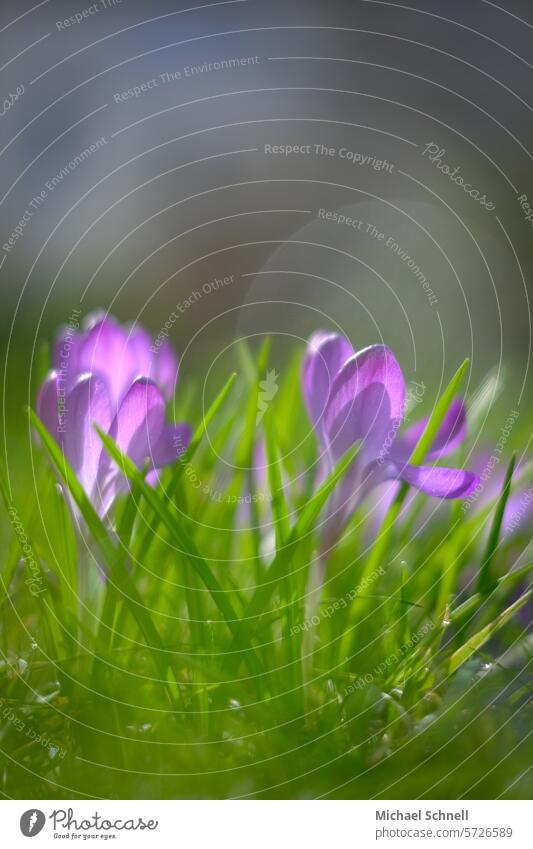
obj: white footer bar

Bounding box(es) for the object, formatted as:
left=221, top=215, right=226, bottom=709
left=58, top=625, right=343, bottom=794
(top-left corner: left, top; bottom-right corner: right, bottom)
left=2, top=799, right=529, bottom=848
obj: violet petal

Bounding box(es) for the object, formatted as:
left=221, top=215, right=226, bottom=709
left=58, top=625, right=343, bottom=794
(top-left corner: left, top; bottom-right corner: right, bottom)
left=36, top=371, right=61, bottom=443
left=155, top=340, right=179, bottom=401
left=60, top=375, right=112, bottom=496
left=395, top=461, right=479, bottom=498
left=392, top=398, right=467, bottom=462
left=95, top=378, right=166, bottom=508
left=150, top=423, right=192, bottom=468
left=107, top=378, right=165, bottom=465
left=128, top=325, right=155, bottom=382
left=53, top=329, right=82, bottom=394
left=324, top=344, right=406, bottom=464
left=302, top=331, right=354, bottom=433
left=76, top=316, right=138, bottom=408
left=144, top=425, right=191, bottom=488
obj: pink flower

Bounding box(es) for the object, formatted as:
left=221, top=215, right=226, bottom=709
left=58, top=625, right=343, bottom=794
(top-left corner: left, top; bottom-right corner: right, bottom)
left=36, top=312, right=190, bottom=514
left=302, top=331, right=479, bottom=548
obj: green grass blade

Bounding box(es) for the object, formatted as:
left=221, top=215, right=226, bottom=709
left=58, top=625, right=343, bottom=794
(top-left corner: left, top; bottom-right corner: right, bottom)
left=95, top=426, right=261, bottom=675
left=449, top=590, right=531, bottom=674
left=450, top=561, right=532, bottom=624
left=477, top=453, right=516, bottom=595
left=135, top=371, right=237, bottom=562
left=29, top=408, right=115, bottom=562
left=408, top=358, right=470, bottom=465
left=235, top=338, right=271, bottom=468
left=0, top=465, right=23, bottom=602
left=264, top=410, right=291, bottom=549
left=362, top=359, right=471, bottom=582
left=91, top=480, right=143, bottom=690
left=339, top=359, right=471, bottom=662
left=183, top=371, right=238, bottom=467
left=235, top=338, right=271, bottom=579
left=240, top=441, right=360, bottom=627
left=264, top=407, right=298, bottom=691
left=29, top=408, right=179, bottom=701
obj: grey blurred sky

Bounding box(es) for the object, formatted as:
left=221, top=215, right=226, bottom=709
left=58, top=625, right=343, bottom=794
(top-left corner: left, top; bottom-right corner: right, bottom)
left=1, top=0, right=531, bottom=395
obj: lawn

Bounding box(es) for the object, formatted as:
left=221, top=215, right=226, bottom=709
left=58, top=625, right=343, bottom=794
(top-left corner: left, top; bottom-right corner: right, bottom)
left=0, top=317, right=531, bottom=799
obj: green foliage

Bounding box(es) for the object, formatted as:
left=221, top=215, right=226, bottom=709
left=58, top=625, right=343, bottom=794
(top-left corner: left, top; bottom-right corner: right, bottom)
left=0, top=349, right=530, bottom=800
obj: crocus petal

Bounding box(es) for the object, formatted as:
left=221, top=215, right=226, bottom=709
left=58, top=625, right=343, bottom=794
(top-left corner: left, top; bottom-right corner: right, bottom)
left=155, top=340, right=179, bottom=401
left=394, top=461, right=479, bottom=499
left=37, top=311, right=188, bottom=515
left=107, top=378, right=166, bottom=465
left=60, top=375, right=112, bottom=496
left=128, top=325, right=155, bottom=382
left=320, top=457, right=392, bottom=552
left=95, top=378, right=166, bottom=509
left=302, top=331, right=354, bottom=431
left=36, top=370, right=61, bottom=443
left=392, top=398, right=467, bottom=462
left=145, top=469, right=161, bottom=488
left=76, top=316, right=139, bottom=408
left=144, top=424, right=192, bottom=489
left=324, top=345, right=405, bottom=463
left=56, top=312, right=179, bottom=406
left=128, top=327, right=179, bottom=400
left=150, top=423, right=192, bottom=468
left=53, top=329, right=82, bottom=394
left=502, top=489, right=533, bottom=536
left=320, top=459, right=360, bottom=552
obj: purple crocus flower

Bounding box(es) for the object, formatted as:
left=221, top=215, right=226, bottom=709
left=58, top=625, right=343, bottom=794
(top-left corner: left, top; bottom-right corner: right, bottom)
left=465, top=452, right=533, bottom=539
left=302, top=332, right=479, bottom=550
left=36, top=312, right=191, bottom=515
left=51, top=310, right=178, bottom=407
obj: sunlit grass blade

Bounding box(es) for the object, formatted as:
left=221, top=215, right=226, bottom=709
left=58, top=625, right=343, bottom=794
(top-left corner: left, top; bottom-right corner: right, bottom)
left=29, top=410, right=115, bottom=562
left=468, top=366, right=503, bottom=433
left=95, top=426, right=262, bottom=676
left=91, top=479, right=144, bottom=691
left=274, top=351, right=305, bottom=460
left=45, top=478, right=79, bottom=658
left=339, top=358, right=471, bottom=661
left=362, top=359, right=471, bottom=583
left=0, top=464, right=27, bottom=602
left=449, top=590, right=531, bottom=674
left=183, top=371, right=238, bottom=466
left=28, top=407, right=179, bottom=702
left=263, top=407, right=299, bottom=692
left=450, top=561, right=533, bottom=639
left=477, top=453, right=516, bottom=595
left=235, top=338, right=271, bottom=577
left=409, top=358, right=471, bottom=465
left=0, top=463, right=67, bottom=659
left=238, top=441, right=360, bottom=631
left=135, top=371, right=237, bottom=561
left=235, top=337, right=270, bottom=468
left=264, top=410, right=291, bottom=549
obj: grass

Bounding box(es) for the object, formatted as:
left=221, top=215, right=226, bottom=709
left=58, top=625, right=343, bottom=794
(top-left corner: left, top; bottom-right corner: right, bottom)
left=0, top=342, right=531, bottom=799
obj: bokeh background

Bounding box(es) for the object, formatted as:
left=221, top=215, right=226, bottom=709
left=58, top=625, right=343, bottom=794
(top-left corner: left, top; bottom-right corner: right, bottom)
left=1, top=0, right=532, bottom=408
left=1, top=0, right=532, bottom=803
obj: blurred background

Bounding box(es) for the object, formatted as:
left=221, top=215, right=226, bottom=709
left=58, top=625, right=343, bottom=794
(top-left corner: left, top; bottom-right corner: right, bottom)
left=1, top=0, right=532, bottom=464
left=1, top=0, right=532, bottom=802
